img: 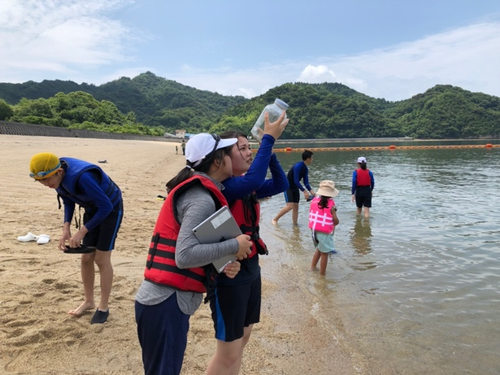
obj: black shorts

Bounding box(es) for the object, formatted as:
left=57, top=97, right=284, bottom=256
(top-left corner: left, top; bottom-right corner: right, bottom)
left=83, top=200, right=123, bottom=251
left=209, top=276, right=261, bottom=342
left=284, top=187, right=300, bottom=203
left=355, top=186, right=372, bottom=208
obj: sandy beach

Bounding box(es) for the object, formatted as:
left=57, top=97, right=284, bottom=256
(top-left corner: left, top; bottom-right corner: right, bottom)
left=0, top=135, right=362, bottom=375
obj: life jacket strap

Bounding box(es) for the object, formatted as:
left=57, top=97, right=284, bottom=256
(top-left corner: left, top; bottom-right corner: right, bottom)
left=146, top=233, right=177, bottom=269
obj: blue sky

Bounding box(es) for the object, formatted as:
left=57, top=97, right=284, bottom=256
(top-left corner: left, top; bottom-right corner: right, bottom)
left=1, top=0, right=499, bottom=101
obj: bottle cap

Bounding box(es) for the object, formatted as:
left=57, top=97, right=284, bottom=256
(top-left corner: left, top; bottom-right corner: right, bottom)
left=274, top=98, right=289, bottom=110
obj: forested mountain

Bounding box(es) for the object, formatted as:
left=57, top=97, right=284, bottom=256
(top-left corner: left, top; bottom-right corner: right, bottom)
left=0, top=72, right=247, bottom=131
left=383, top=85, right=500, bottom=138
left=0, top=72, right=499, bottom=139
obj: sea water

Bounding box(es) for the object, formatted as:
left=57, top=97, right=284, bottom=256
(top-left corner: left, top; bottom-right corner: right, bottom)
left=259, top=145, right=500, bottom=374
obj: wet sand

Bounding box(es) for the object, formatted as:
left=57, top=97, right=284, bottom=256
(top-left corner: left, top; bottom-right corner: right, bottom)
left=0, top=135, right=362, bottom=374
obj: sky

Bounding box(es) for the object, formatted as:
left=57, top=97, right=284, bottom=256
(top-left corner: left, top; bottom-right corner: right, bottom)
left=1, top=0, right=499, bottom=102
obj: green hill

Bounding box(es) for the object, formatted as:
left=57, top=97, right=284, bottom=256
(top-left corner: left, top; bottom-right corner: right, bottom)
left=0, top=73, right=498, bottom=139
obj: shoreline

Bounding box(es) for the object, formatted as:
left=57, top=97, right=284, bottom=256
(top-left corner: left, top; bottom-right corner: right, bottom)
left=0, top=135, right=362, bottom=374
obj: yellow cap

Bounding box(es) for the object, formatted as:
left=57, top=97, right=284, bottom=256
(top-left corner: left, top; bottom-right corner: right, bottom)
left=29, top=152, right=61, bottom=180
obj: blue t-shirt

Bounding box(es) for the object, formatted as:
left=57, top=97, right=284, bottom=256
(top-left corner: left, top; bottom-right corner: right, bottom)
left=287, top=161, right=311, bottom=192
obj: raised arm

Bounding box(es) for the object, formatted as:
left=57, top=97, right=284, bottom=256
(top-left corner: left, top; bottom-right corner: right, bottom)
left=255, top=153, right=289, bottom=199
left=222, top=135, right=275, bottom=201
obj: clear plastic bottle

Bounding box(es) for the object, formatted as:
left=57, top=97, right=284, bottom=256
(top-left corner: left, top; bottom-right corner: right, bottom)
left=250, top=98, right=289, bottom=142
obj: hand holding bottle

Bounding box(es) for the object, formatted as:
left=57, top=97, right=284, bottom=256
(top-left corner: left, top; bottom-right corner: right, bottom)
left=263, top=111, right=289, bottom=141
left=251, top=98, right=289, bottom=142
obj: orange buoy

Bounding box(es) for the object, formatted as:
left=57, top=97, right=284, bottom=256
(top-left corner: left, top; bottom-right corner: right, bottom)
left=486, top=144, right=493, bottom=148
left=389, top=145, right=396, bottom=149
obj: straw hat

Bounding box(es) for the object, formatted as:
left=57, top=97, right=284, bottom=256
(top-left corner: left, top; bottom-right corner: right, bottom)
left=317, top=180, right=339, bottom=197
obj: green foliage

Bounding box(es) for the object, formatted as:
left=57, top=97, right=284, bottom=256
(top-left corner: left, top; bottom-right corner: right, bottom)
left=0, top=99, right=13, bottom=120
left=1, top=75, right=499, bottom=139
left=6, top=91, right=164, bottom=136
left=209, top=83, right=498, bottom=139
left=384, top=85, right=500, bottom=138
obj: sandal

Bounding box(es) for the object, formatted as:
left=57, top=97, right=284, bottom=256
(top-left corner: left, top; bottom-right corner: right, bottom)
left=64, top=245, right=97, bottom=254
left=91, top=309, right=109, bottom=324
left=37, top=234, right=51, bottom=245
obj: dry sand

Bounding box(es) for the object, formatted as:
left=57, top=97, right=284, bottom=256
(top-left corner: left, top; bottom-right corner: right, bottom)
left=0, top=135, right=363, bottom=374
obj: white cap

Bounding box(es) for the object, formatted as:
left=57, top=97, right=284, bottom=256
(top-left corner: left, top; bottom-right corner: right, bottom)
left=357, top=156, right=367, bottom=163
left=274, top=98, right=289, bottom=110
left=186, top=133, right=237, bottom=167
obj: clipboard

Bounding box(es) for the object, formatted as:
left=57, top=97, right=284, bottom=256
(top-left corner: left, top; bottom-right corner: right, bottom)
left=193, top=206, right=241, bottom=272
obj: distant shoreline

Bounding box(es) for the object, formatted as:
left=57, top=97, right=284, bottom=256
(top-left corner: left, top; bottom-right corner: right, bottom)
left=265, top=137, right=499, bottom=145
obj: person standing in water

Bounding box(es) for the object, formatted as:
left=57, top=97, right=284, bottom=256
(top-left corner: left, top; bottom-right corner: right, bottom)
left=309, top=180, right=339, bottom=275
left=351, top=156, right=375, bottom=218
left=272, top=150, right=315, bottom=225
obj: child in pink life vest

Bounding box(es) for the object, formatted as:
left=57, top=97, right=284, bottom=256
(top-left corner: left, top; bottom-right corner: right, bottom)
left=309, top=180, right=339, bottom=275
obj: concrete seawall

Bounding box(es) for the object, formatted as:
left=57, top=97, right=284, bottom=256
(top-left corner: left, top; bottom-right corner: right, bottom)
left=0, top=121, right=168, bottom=142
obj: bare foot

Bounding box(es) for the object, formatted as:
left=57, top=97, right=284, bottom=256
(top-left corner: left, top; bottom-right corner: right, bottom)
left=271, top=219, right=277, bottom=225
left=68, top=301, right=95, bottom=317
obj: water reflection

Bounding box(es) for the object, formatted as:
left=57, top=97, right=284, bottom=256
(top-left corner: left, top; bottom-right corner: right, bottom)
left=350, top=217, right=373, bottom=255
left=348, top=217, right=377, bottom=271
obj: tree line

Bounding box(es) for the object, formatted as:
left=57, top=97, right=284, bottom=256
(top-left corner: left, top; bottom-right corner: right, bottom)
left=0, top=72, right=498, bottom=139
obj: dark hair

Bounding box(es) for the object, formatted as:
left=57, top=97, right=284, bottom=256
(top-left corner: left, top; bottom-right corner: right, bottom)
left=220, top=130, right=246, bottom=140
left=359, top=161, right=367, bottom=170
left=302, top=150, right=313, bottom=161
left=165, top=136, right=232, bottom=193
left=318, top=196, right=331, bottom=210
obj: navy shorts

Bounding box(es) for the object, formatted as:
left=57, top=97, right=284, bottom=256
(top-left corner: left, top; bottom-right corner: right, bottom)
left=284, top=187, right=300, bottom=203
left=355, top=186, right=372, bottom=208
left=209, top=277, right=261, bottom=342
left=135, top=294, right=190, bottom=375
left=83, top=200, right=123, bottom=251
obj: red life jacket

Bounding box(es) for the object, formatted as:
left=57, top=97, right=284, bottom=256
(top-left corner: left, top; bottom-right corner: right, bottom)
left=230, top=192, right=268, bottom=257
left=356, top=168, right=371, bottom=186
left=143, top=175, right=227, bottom=292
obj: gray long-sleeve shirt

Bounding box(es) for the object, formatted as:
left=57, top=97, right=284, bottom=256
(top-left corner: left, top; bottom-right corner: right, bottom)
left=135, top=173, right=239, bottom=314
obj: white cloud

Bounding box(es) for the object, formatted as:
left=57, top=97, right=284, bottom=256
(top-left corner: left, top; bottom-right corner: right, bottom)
left=298, top=65, right=336, bottom=83
left=326, top=22, right=500, bottom=100
left=0, top=0, right=136, bottom=82
left=172, top=22, right=500, bottom=101
left=1, top=0, right=498, bottom=102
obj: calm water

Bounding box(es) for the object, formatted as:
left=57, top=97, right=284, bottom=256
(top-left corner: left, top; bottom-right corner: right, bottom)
left=258, top=146, right=500, bottom=374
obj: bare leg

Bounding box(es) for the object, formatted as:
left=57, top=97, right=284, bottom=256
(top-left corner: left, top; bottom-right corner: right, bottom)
left=319, top=253, right=329, bottom=275
left=68, top=253, right=96, bottom=316
left=228, top=326, right=252, bottom=375
left=356, top=206, right=362, bottom=216
left=364, top=207, right=370, bottom=218
left=272, top=203, right=295, bottom=224
left=292, top=203, right=299, bottom=225
left=311, top=249, right=321, bottom=270
left=93, top=250, right=113, bottom=312
left=207, top=325, right=254, bottom=375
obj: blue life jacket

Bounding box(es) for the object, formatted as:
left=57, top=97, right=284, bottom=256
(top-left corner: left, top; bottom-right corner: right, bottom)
left=56, top=157, right=121, bottom=211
